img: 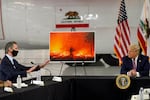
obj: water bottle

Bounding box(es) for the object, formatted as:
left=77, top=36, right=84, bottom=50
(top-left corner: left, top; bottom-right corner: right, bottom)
left=17, top=75, right=22, bottom=88
left=36, top=70, right=41, bottom=81
left=139, top=87, right=144, bottom=100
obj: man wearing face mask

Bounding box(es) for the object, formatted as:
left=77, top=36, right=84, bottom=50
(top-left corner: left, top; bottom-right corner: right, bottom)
left=0, top=41, right=50, bottom=82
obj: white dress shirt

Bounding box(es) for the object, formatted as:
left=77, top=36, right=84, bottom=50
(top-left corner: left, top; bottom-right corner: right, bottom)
left=6, top=54, right=16, bottom=69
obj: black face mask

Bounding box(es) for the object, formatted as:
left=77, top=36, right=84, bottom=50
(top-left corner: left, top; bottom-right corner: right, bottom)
left=12, top=50, right=19, bottom=57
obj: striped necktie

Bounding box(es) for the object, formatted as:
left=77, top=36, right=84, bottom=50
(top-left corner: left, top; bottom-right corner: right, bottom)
left=132, top=59, right=136, bottom=70
left=12, top=59, right=16, bottom=69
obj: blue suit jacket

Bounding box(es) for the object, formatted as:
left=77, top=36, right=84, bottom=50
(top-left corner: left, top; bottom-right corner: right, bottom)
left=0, top=56, right=30, bottom=82
left=120, top=54, right=150, bottom=77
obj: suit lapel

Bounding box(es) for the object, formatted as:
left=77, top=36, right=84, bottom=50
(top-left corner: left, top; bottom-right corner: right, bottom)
left=137, top=55, right=142, bottom=70
left=5, top=56, right=16, bottom=69
left=128, top=58, right=133, bottom=69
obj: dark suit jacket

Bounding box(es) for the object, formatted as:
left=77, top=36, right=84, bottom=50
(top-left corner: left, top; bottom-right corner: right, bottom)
left=0, top=55, right=36, bottom=82
left=120, top=54, right=150, bottom=77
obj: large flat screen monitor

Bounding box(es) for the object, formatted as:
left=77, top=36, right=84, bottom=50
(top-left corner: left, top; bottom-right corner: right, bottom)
left=49, top=31, right=95, bottom=63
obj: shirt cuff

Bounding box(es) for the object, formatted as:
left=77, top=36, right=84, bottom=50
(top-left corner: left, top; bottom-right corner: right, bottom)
left=127, top=71, right=140, bottom=77
left=127, top=72, right=131, bottom=76
left=136, top=72, right=140, bottom=77
left=35, top=65, right=40, bottom=71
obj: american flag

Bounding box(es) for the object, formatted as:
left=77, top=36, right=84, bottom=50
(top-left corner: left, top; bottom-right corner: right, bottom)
left=137, top=0, right=150, bottom=56
left=114, top=0, right=131, bottom=65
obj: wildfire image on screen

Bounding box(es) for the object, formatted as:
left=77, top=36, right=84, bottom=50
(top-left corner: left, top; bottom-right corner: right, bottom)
left=49, top=31, right=95, bottom=62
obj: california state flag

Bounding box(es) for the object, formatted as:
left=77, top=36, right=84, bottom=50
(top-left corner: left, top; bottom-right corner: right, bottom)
left=137, top=0, right=150, bottom=58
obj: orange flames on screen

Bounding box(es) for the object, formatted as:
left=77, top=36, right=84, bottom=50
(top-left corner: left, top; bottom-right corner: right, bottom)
left=49, top=32, right=95, bottom=62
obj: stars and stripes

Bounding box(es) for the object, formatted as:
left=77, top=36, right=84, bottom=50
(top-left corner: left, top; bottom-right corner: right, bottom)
left=114, top=0, right=131, bottom=65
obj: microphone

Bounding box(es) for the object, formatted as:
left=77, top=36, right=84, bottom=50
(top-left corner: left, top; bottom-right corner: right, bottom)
left=43, top=68, right=52, bottom=81
left=30, top=61, right=44, bottom=86
left=43, top=68, right=52, bottom=76
left=30, top=61, right=52, bottom=81
left=52, top=62, right=63, bottom=82
left=30, top=61, right=42, bottom=81
left=28, top=73, right=34, bottom=85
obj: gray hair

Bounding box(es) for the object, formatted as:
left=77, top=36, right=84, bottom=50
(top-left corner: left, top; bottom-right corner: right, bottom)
left=5, top=41, right=17, bottom=54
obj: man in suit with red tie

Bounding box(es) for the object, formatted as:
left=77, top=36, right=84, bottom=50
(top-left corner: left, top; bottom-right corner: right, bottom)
left=0, top=41, right=50, bottom=82
left=120, top=44, right=150, bottom=77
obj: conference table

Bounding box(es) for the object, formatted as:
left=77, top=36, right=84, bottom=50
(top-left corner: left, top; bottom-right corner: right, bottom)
left=0, top=76, right=150, bottom=100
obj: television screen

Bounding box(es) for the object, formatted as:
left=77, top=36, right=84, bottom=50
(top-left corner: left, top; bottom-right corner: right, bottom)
left=49, top=31, right=95, bottom=62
